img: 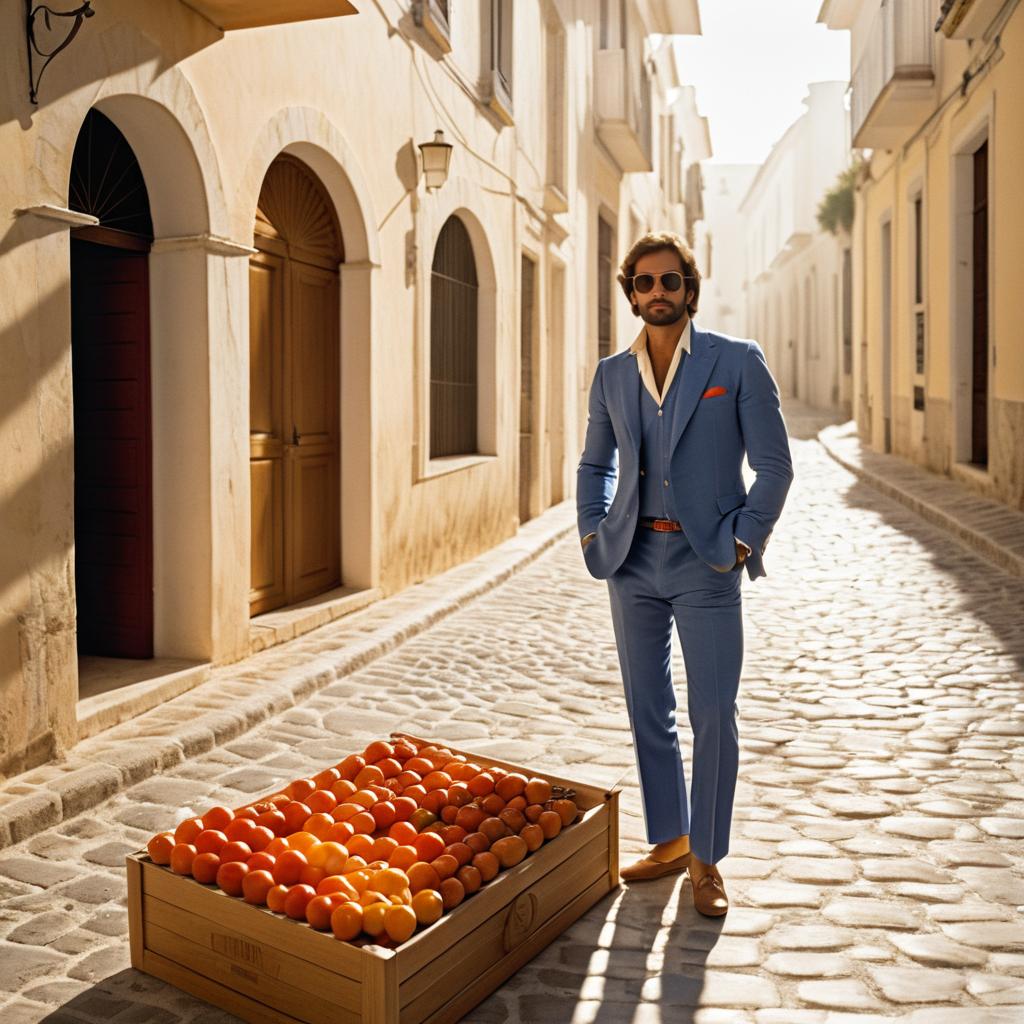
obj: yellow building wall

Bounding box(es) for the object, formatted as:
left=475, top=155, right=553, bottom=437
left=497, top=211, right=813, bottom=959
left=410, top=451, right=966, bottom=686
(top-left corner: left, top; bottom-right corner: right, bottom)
left=854, top=3, right=1024, bottom=507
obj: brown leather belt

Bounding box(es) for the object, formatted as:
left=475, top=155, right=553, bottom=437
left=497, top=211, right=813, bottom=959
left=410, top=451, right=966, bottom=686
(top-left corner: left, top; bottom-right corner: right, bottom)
left=639, top=517, right=682, bottom=532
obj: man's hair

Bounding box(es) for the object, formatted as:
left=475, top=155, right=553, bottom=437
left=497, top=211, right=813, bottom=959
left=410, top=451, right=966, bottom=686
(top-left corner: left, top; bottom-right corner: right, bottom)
left=617, top=231, right=701, bottom=319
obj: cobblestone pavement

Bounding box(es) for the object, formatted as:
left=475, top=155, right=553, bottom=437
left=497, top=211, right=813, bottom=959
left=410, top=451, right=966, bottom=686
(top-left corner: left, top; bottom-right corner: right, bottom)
left=2, top=433, right=1024, bottom=1023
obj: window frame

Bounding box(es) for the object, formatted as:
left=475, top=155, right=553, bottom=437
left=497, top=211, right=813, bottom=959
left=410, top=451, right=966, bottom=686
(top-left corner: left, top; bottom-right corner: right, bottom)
left=483, top=0, right=514, bottom=125
left=413, top=0, right=452, bottom=53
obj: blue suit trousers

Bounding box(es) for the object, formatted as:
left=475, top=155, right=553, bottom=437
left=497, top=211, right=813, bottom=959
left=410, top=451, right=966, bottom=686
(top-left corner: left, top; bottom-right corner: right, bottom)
left=607, top=525, right=743, bottom=865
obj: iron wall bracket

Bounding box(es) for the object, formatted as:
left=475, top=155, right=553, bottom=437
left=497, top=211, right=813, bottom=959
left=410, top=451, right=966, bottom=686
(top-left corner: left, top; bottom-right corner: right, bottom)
left=26, top=0, right=95, bottom=105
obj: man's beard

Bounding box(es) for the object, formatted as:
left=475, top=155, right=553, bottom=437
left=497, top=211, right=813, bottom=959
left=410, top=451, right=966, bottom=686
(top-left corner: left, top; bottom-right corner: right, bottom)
left=639, top=298, right=686, bottom=325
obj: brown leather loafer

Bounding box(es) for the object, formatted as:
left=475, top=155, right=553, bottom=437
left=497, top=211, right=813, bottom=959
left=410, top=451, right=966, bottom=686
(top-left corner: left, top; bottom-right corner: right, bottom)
left=689, top=858, right=729, bottom=916
left=620, top=850, right=690, bottom=883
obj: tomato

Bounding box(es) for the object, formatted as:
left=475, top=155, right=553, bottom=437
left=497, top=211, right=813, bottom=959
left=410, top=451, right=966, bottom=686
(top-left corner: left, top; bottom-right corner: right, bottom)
left=216, top=860, right=249, bottom=897
left=330, top=901, right=363, bottom=941
left=246, top=851, right=276, bottom=873
left=313, top=767, right=342, bottom=790
left=201, top=806, right=234, bottom=831
left=266, top=883, right=289, bottom=913
left=272, top=849, right=308, bottom=887
left=219, top=841, right=253, bottom=864
left=224, top=817, right=258, bottom=844
left=305, top=894, right=343, bottom=930
left=306, top=790, right=338, bottom=815
left=194, top=829, right=228, bottom=855
left=287, top=778, right=317, bottom=802
left=248, top=825, right=275, bottom=853
left=191, top=851, right=220, bottom=884
left=282, top=801, right=313, bottom=834
left=283, top=883, right=317, bottom=920
left=147, top=832, right=174, bottom=866
left=256, top=809, right=288, bottom=837
left=299, top=864, right=326, bottom=889
left=173, top=817, right=204, bottom=846
left=371, top=802, right=397, bottom=830
left=170, top=843, right=198, bottom=876
left=242, top=869, right=275, bottom=905
left=304, top=812, right=335, bottom=840
left=384, top=904, right=417, bottom=943
left=337, top=754, right=366, bottom=781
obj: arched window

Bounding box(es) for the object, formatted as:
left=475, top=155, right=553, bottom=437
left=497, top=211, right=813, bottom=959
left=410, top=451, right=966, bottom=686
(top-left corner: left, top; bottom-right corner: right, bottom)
left=69, top=109, right=153, bottom=239
left=430, top=215, right=479, bottom=457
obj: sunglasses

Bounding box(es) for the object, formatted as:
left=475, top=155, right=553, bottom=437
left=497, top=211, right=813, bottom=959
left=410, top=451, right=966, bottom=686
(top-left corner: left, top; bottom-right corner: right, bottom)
left=628, top=272, right=691, bottom=294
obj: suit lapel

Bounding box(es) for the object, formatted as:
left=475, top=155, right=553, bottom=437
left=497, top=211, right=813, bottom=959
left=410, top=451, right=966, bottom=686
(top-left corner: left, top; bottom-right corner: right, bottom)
left=670, top=324, right=719, bottom=454
left=619, top=354, right=641, bottom=452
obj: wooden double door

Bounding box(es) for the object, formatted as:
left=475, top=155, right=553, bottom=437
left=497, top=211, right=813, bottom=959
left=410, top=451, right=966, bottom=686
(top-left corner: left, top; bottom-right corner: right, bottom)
left=249, top=156, right=343, bottom=616
left=71, top=238, right=153, bottom=657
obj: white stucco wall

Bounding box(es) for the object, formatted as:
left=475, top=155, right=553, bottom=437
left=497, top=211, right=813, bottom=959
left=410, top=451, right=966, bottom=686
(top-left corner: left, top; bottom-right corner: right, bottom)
left=0, top=0, right=695, bottom=772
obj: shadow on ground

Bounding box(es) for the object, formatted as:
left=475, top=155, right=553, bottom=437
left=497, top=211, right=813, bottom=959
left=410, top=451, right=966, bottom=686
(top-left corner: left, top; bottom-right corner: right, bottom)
left=470, top=874, right=726, bottom=1023
left=838, top=473, right=1024, bottom=675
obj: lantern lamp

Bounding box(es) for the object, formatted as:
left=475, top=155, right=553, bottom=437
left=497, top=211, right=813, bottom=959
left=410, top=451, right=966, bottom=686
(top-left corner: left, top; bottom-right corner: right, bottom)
left=418, top=129, right=453, bottom=191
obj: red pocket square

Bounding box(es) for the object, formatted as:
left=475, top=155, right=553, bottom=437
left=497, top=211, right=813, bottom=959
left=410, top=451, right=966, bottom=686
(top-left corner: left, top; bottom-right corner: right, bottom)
left=702, top=385, right=727, bottom=398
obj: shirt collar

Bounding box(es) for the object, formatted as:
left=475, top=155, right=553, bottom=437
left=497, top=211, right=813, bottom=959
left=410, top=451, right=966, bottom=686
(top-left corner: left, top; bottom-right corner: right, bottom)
left=628, top=318, right=692, bottom=357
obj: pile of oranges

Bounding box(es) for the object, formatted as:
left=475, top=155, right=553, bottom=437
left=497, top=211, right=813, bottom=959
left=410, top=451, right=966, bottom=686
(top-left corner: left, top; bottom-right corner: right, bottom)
left=145, top=736, right=579, bottom=947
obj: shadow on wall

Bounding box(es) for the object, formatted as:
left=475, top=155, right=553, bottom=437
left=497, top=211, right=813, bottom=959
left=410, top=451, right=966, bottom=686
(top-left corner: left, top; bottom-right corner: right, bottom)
left=6, top=3, right=221, bottom=129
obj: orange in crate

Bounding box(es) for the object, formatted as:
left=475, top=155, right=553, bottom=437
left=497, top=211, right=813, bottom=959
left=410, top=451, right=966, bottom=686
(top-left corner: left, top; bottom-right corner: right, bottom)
left=128, top=733, right=617, bottom=1024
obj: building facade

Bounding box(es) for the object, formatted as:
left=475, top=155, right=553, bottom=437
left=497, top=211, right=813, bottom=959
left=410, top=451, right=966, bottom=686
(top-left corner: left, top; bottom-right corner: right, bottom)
left=1, top=0, right=703, bottom=775
left=694, top=164, right=760, bottom=341
left=737, top=81, right=853, bottom=411
left=819, top=0, right=1024, bottom=507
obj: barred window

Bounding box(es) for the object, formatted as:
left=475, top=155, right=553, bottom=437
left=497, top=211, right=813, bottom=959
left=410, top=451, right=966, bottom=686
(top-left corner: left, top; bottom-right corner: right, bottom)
left=430, top=216, right=479, bottom=457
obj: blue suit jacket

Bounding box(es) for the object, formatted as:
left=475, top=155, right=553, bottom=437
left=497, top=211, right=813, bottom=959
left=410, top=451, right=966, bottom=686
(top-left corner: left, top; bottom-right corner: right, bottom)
left=576, top=322, right=794, bottom=581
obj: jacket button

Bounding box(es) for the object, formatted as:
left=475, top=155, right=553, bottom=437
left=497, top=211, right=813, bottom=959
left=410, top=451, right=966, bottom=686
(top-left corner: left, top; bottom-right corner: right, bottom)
left=640, top=469, right=645, bottom=476
left=663, top=480, right=669, bottom=487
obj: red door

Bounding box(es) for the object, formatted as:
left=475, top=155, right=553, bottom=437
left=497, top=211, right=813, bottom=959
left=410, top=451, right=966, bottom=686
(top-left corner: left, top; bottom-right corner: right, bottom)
left=71, top=239, right=153, bottom=658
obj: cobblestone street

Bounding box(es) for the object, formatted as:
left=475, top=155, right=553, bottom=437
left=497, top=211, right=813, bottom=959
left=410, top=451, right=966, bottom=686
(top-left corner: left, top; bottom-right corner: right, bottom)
left=1, top=431, right=1023, bottom=1023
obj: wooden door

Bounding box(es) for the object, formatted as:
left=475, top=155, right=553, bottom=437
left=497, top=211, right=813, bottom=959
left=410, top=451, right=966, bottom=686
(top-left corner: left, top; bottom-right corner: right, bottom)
left=881, top=219, right=893, bottom=453
left=547, top=262, right=565, bottom=505
left=249, top=156, right=342, bottom=616
left=971, top=140, right=989, bottom=467
left=519, top=254, right=535, bottom=524
left=71, top=240, right=153, bottom=657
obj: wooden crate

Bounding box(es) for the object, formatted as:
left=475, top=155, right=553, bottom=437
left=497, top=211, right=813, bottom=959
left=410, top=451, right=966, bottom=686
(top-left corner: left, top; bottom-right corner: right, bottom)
left=127, top=734, right=621, bottom=1023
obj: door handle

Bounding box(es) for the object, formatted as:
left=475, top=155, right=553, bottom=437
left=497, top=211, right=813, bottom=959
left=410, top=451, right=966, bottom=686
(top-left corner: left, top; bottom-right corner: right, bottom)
left=292, top=426, right=300, bottom=446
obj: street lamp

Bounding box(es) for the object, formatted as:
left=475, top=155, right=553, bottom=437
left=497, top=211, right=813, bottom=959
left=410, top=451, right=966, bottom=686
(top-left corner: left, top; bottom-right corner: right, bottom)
left=418, top=129, right=453, bottom=191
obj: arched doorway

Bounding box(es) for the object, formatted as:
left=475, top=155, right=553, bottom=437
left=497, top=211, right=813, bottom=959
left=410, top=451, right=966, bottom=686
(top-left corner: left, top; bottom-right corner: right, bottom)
left=249, top=155, right=343, bottom=616
left=69, top=109, right=155, bottom=659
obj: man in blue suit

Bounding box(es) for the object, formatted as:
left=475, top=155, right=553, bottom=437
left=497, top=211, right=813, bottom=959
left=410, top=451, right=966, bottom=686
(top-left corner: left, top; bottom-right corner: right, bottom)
left=577, top=232, right=793, bottom=915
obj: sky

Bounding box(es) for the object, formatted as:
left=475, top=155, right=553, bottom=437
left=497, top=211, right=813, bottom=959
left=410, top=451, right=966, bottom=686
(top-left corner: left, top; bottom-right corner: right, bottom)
left=673, top=0, right=851, bottom=166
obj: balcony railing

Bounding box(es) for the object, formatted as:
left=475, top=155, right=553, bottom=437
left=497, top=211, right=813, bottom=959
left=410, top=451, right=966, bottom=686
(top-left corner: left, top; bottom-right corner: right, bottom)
left=181, top=0, right=356, bottom=30
left=851, top=0, right=936, bottom=149
left=595, top=49, right=653, bottom=172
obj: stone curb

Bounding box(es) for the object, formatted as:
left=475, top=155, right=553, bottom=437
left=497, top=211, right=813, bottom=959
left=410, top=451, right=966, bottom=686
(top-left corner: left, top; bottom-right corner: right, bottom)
left=818, top=422, right=1024, bottom=579
left=0, top=504, right=577, bottom=851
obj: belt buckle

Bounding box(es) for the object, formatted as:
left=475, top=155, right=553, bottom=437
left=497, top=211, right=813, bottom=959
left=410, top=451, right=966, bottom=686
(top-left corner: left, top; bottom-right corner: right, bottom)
left=653, top=519, right=673, bottom=532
